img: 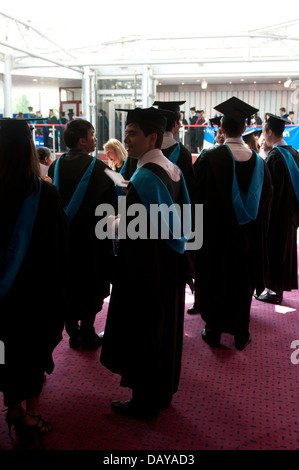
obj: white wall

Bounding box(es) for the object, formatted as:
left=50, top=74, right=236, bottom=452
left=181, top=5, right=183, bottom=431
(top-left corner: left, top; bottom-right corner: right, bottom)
left=156, top=83, right=299, bottom=123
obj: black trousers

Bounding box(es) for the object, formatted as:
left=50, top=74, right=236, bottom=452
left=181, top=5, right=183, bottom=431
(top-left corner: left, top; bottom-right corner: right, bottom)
left=65, top=315, right=97, bottom=341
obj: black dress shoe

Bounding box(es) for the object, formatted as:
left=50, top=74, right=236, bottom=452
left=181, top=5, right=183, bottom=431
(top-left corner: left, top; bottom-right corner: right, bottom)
left=69, top=335, right=81, bottom=349
left=254, top=290, right=283, bottom=304
left=81, top=332, right=104, bottom=350
left=111, top=400, right=159, bottom=419
left=201, top=328, right=221, bottom=347
left=235, top=334, right=251, bottom=351
left=187, top=304, right=200, bottom=315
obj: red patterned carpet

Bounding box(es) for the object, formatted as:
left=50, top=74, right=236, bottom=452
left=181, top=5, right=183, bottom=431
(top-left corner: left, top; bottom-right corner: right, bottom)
left=0, top=280, right=298, bottom=452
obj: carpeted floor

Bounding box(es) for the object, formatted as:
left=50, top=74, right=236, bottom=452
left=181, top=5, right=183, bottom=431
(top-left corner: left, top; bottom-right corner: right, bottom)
left=0, top=279, right=298, bottom=452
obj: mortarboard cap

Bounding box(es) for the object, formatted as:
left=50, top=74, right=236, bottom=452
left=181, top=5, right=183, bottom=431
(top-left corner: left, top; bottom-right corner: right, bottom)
left=266, top=113, right=289, bottom=135
left=214, top=97, right=258, bottom=123
left=209, top=116, right=222, bottom=127
left=153, top=100, right=185, bottom=120
left=242, top=128, right=257, bottom=143
left=0, top=118, right=32, bottom=143
left=116, top=107, right=175, bottom=132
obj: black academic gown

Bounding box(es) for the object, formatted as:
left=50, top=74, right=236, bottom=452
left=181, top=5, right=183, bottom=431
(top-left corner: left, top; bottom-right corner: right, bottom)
left=191, top=145, right=273, bottom=337
left=101, top=162, right=189, bottom=407
left=189, top=114, right=198, bottom=152
left=162, top=143, right=194, bottom=194
left=265, top=145, right=299, bottom=292
left=0, top=181, right=68, bottom=405
left=48, top=150, right=117, bottom=320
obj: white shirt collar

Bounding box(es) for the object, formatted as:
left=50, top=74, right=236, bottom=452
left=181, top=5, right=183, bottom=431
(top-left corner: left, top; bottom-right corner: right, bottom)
left=225, top=137, right=244, bottom=145
left=137, top=148, right=181, bottom=182
left=161, top=131, right=177, bottom=149
left=273, top=139, right=287, bottom=147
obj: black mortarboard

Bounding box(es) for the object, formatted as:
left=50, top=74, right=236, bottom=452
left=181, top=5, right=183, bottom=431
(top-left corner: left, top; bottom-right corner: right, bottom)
left=116, top=107, right=175, bottom=132
left=266, top=113, right=289, bottom=134
left=153, top=100, right=185, bottom=120
left=153, top=100, right=185, bottom=112
left=209, top=116, right=222, bottom=127
left=214, top=97, right=258, bottom=123
left=242, top=129, right=256, bottom=143
left=0, top=118, right=32, bottom=143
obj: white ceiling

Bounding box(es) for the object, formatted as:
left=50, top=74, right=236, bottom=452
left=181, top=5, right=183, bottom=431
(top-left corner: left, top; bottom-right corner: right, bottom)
left=1, top=5, right=299, bottom=88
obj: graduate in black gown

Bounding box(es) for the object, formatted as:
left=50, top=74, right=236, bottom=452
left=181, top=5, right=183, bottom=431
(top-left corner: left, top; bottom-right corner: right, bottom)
left=48, top=119, right=117, bottom=349
left=152, top=100, right=194, bottom=193
left=0, top=119, right=68, bottom=436
left=254, top=114, right=299, bottom=304
left=120, top=101, right=194, bottom=195
left=100, top=107, right=192, bottom=418
left=192, top=97, right=273, bottom=350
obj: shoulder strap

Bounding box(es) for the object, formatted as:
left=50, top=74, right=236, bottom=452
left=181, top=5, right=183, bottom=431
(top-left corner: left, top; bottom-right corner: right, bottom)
left=53, top=155, right=96, bottom=225
left=130, top=167, right=191, bottom=253
left=225, top=144, right=264, bottom=225
left=0, top=179, right=41, bottom=298
left=168, top=142, right=180, bottom=165
left=276, top=146, right=299, bottom=201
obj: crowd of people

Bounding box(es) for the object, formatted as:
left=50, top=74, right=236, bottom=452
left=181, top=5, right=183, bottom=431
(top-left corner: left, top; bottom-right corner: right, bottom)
left=16, top=107, right=75, bottom=153
left=181, top=106, right=297, bottom=156
left=0, top=96, right=298, bottom=441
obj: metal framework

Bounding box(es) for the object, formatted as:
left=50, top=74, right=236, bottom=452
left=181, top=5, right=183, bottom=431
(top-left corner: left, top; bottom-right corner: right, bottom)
left=1, top=11, right=299, bottom=123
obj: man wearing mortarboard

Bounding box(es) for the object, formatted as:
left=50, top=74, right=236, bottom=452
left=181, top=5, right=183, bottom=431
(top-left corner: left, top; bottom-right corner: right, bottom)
left=152, top=100, right=194, bottom=193
left=242, top=128, right=261, bottom=153
left=119, top=101, right=194, bottom=194
left=191, top=96, right=273, bottom=350
left=190, top=116, right=224, bottom=200
left=254, top=114, right=299, bottom=304
left=100, top=107, right=192, bottom=418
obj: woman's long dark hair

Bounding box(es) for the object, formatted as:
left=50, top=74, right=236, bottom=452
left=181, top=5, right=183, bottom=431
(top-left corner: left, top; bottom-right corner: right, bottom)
left=0, top=121, right=41, bottom=247
left=0, top=122, right=40, bottom=201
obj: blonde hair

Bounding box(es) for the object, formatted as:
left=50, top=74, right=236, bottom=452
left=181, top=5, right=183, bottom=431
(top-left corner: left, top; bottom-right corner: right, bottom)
left=103, top=138, right=127, bottom=170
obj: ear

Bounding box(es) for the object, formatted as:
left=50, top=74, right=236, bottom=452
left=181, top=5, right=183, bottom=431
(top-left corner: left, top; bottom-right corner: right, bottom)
left=77, top=136, right=87, bottom=150
left=149, top=132, right=158, bottom=146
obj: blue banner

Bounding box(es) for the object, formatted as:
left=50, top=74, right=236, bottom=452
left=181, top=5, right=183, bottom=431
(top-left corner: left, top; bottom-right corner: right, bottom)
left=282, top=125, right=299, bottom=149
left=203, top=125, right=216, bottom=148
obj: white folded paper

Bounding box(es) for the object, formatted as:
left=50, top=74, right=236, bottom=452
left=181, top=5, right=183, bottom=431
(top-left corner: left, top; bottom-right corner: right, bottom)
left=104, top=168, right=128, bottom=187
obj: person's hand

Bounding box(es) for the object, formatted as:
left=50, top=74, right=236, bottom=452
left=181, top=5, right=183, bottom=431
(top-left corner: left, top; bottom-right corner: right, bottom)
left=41, top=176, right=53, bottom=183
left=122, top=180, right=130, bottom=194
left=107, top=215, right=120, bottom=236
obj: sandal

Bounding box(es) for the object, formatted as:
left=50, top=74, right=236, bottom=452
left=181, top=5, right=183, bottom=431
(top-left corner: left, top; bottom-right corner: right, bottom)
left=22, top=412, right=52, bottom=435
